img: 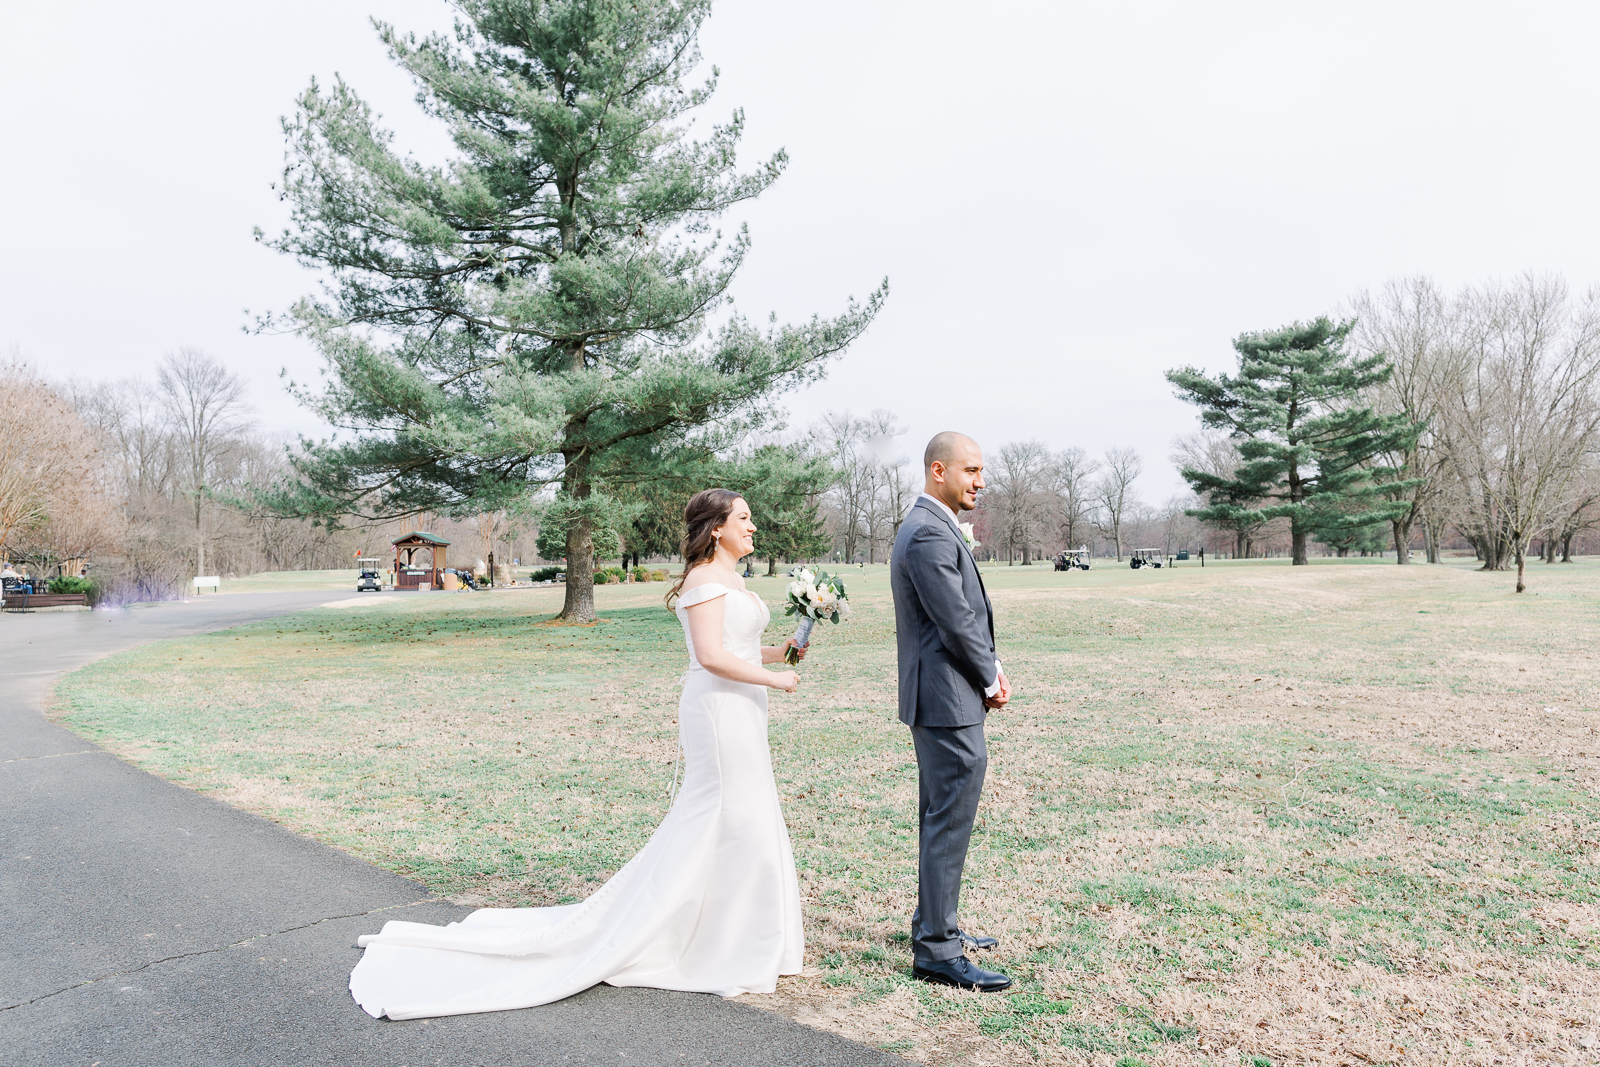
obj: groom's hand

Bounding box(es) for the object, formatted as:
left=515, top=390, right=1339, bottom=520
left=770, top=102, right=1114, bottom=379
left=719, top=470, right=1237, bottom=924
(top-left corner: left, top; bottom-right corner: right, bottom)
left=984, top=672, right=1012, bottom=710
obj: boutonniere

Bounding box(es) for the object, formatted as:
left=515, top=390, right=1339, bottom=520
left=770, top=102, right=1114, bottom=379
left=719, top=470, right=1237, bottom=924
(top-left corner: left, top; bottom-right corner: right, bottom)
left=959, top=522, right=979, bottom=551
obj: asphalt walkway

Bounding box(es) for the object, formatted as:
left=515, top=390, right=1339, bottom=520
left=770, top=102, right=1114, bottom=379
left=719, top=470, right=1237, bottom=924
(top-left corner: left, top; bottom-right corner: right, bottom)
left=0, top=592, right=899, bottom=1066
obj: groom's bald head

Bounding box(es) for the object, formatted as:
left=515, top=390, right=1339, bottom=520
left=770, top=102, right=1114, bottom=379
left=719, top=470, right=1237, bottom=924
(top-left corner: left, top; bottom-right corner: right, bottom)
left=924, top=431, right=979, bottom=472
left=923, top=432, right=985, bottom=513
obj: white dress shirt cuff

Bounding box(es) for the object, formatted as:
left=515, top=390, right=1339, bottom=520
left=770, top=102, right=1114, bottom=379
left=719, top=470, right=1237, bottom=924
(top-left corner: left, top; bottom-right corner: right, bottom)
left=984, top=659, right=1004, bottom=698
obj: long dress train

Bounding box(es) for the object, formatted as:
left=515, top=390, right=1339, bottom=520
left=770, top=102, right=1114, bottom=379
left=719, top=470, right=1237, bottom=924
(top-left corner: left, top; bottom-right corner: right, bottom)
left=347, top=583, right=803, bottom=1019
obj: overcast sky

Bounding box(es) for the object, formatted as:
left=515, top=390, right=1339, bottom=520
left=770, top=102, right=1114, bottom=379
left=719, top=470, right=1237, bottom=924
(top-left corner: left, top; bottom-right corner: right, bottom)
left=6, top=1, right=1600, bottom=500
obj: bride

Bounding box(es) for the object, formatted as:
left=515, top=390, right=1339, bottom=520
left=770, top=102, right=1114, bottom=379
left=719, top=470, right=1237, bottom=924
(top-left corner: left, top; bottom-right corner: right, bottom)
left=349, top=488, right=806, bottom=1019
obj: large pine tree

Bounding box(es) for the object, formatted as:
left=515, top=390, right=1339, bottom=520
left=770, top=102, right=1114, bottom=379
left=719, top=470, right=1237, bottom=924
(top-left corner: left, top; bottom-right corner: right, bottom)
left=261, top=0, right=884, bottom=620
left=1166, top=318, right=1419, bottom=565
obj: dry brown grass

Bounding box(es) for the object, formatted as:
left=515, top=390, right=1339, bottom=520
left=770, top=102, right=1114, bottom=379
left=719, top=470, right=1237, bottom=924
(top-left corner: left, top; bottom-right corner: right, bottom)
left=52, top=559, right=1600, bottom=1066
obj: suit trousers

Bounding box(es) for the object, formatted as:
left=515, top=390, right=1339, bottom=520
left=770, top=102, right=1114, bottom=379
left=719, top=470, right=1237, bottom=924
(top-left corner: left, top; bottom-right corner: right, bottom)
left=908, top=721, right=988, bottom=963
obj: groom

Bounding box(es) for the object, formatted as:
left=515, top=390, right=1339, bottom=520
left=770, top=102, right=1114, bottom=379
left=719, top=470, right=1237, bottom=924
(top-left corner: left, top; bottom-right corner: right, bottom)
left=890, top=431, right=1013, bottom=992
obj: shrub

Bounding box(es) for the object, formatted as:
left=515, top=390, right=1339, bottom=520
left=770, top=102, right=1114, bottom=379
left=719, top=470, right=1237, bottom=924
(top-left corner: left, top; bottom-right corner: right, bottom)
left=650, top=569, right=668, bottom=582
left=593, top=567, right=626, bottom=585
left=632, top=566, right=651, bottom=583
left=528, top=566, right=562, bottom=582
left=48, top=576, right=101, bottom=602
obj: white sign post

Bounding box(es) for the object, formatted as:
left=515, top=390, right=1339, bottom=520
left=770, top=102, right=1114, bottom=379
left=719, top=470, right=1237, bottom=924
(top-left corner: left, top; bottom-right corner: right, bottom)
left=193, top=576, right=220, bottom=595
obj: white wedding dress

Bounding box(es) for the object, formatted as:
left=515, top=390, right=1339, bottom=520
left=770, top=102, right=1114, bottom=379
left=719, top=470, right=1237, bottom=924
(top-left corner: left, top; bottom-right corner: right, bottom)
left=348, top=582, right=803, bottom=1019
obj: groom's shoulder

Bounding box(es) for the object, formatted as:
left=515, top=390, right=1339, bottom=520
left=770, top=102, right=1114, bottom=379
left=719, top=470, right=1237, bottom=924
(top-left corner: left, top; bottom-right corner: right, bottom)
left=899, top=506, right=953, bottom=552
left=900, top=501, right=939, bottom=534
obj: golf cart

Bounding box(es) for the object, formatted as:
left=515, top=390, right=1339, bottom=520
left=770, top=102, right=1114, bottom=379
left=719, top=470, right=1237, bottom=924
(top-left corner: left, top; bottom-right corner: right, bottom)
left=1128, top=548, right=1165, bottom=570
left=355, top=558, right=383, bottom=592
left=1053, top=550, right=1091, bottom=571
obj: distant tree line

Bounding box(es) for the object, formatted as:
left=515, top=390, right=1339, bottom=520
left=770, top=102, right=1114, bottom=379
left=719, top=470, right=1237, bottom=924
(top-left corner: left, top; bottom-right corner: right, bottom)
left=1169, top=274, right=1600, bottom=592
left=0, top=350, right=385, bottom=601
left=72, top=350, right=404, bottom=597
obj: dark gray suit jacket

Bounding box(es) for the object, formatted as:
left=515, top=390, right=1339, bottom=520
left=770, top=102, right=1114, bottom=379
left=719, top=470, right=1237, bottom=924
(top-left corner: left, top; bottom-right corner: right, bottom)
left=890, top=498, right=996, bottom=728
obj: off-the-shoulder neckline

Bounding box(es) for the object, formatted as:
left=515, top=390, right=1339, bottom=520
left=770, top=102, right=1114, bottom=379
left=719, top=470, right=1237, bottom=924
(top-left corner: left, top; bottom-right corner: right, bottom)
left=677, top=581, right=763, bottom=606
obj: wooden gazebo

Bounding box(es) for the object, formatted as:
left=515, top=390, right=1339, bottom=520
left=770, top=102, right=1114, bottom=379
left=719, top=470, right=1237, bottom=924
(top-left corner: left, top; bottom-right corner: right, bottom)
left=392, top=531, right=450, bottom=589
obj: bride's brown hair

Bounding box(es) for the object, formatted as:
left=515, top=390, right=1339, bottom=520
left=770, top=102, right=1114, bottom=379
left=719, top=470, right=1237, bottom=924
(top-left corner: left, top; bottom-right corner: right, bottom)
left=667, top=488, right=744, bottom=606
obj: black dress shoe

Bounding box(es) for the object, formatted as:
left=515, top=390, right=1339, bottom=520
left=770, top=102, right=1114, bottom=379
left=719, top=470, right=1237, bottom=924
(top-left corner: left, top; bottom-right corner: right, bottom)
left=958, top=928, right=998, bottom=950
left=912, top=956, right=1012, bottom=992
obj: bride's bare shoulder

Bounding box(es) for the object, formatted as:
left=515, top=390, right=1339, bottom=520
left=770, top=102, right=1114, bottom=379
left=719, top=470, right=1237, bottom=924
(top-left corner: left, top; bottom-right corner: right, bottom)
left=679, top=568, right=729, bottom=598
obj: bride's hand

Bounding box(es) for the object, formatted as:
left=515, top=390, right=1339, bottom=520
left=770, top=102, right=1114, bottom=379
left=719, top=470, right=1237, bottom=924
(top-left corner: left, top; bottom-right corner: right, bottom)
left=770, top=670, right=799, bottom=693
left=783, top=638, right=808, bottom=662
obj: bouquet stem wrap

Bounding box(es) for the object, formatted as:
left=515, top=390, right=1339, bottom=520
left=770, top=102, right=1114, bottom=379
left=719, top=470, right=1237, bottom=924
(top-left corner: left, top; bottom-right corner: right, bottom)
left=786, top=616, right=815, bottom=664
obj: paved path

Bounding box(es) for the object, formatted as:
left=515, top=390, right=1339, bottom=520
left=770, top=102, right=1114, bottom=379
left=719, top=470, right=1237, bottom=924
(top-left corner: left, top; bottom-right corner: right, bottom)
left=0, top=593, right=899, bottom=1066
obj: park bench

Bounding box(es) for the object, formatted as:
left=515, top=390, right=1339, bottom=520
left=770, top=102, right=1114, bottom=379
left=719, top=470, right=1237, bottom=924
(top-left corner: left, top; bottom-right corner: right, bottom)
left=3, top=592, right=89, bottom=610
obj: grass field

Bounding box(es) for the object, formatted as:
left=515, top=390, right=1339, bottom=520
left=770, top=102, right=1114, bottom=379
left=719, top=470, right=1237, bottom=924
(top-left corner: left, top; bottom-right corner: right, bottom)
left=51, top=558, right=1600, bottom=1066
left=220, top=568, right=367, bottom=593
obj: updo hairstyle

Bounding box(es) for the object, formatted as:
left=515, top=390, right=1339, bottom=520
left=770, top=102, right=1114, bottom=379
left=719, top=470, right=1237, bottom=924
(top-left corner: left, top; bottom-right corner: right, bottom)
left=666, top=487, right=743, bottom=605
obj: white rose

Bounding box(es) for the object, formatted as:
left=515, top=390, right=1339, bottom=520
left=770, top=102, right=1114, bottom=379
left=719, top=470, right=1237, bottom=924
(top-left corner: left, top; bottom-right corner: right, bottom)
left=796, top=568, right=815, bottom=585
left=787, top=580, right=804, bottom=598
left=959, top=522, right=980, bottom=549
left=837, top=600, right=851, bottom=618
left=805, top=582, right=820, bottom=602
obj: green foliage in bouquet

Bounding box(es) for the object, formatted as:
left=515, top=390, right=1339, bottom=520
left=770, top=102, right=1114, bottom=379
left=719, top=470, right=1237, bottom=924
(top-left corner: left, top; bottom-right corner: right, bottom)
left=784, top=569, right=848, bottom=623
left=783, top=566, right=849, bottom=664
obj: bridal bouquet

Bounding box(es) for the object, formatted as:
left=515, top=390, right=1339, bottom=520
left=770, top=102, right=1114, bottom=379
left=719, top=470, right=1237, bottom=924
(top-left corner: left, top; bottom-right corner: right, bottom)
left=783, top=567, right=850, bottom=664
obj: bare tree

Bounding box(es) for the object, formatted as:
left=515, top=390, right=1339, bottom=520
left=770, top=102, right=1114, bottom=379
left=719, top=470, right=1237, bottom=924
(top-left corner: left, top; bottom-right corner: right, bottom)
left=1543, top=462, right=1600, bottom=562
left=1093, top=447, right=1142, bottom=561
left=1044, top=447, right=1098, bottom=552
left=0, top=360, right=116, bottom=567
left=158, top=349, right=249, bottom=578
left=1438, top=275, right=1600, bottom=592
left=63, top=371, right=394, bottom=600
left=988, top=440, right=1051, bottom=564
left=1159, top=493, right=1203, bottom=556
left=819, top=409, right=907, bottom=563
left=474, top=509, right=510, bottom=582
left=881, top=457, right=919, bottom=556
left=1169, top=430, right=1274, bottom=558
left=1349, top=277, right=1467, bottom=563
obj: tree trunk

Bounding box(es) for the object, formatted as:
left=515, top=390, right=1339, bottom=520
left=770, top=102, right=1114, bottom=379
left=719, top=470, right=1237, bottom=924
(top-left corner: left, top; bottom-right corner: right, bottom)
left=195, top=490, right=205, bottom=580
left=1562, top=533, right=1575, bottom=562
left=558, top=445, right=596, bottom=622
left=766, top=555, right=778, bottom=576
left=1475, top=530, right=1511, bottom=571
left=1392, top=518, right=1411, bottom=564
left=1291, top=522, right=1308, bottom=566
left=1515, top=544, right=1527, bottom=593
left=560, top=517, right=595, bottom=620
